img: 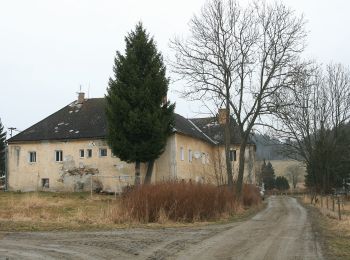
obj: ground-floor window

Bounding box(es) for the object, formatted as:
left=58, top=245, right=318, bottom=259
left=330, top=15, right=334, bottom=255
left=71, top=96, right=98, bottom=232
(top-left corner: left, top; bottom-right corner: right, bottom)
left=99, top=148, right=107, bottom=157
left=42, top=178, right=49, bottom=188
left=79, top=149, right=84, bottom=158
left=87, top=149, right=92, bottom=158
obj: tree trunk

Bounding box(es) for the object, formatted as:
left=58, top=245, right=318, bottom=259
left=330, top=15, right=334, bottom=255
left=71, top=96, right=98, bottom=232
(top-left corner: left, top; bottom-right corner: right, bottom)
left=224, top=102, right=234, bottom=190
left=236, top=139, right=247, bottom=198
left=134, top=161, right=141, bottom=186
left=144, top=159, right=155, bottom=184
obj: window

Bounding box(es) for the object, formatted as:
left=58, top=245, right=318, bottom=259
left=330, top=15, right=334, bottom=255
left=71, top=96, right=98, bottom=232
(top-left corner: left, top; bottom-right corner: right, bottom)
left=87, top=149, right=92, bottom=158
left=42, top=178, right=49, bottom=188
left=29, top=151, right=36, bottom=163
left=229, top=150, right=237, bottom=161
left=79, top=149, right=84, bottom=158
left=55, top=150, right=63, bottom=162
left=99, top=148, right=107, bottom=157
left=180, top=147, right=184, bottom=161
left=188, top=149, right=192, bottom=162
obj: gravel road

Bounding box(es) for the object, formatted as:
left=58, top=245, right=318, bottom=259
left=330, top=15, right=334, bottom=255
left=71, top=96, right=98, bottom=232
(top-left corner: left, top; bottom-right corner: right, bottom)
left=0, top=196, right=323, bottom=260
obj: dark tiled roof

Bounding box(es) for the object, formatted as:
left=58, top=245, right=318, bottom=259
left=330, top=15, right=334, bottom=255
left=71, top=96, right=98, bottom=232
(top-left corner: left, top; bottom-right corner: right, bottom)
left=8, top=98, right=107, bottom=142
left=189, top=117, right=254, bottom=145
left=8, top=98, right=249, bottom=146
left=173, top=114, right=216, bottom=144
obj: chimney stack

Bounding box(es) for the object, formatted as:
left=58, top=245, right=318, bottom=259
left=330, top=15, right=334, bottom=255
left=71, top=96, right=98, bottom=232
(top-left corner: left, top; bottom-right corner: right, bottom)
left=77, top=92, right=85, bottom=104
left=218, top=108, right=227, bottom=125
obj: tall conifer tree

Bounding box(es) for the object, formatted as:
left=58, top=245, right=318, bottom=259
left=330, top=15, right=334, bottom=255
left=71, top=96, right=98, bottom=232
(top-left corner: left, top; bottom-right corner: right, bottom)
left=0, top=119, right=7, bottom=177
left=106, top=23, right=175, bottom=185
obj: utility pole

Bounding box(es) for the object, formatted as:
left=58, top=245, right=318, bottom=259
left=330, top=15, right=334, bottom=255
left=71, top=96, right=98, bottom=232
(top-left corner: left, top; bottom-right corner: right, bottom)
left=8, top=127, right=17, bottom=137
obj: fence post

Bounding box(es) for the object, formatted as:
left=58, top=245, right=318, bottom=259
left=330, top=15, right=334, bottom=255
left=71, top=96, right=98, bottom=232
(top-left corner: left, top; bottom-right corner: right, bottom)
left=90, top=175, right=93, bottom=199
left=337, top=196, right=341, bottom=220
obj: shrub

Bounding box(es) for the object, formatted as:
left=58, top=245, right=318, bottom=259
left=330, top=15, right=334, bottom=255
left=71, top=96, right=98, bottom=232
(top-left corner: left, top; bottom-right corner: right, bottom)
left=242, top=184, right=262, bottom=207
left=121, top=181, right=238, bottom=223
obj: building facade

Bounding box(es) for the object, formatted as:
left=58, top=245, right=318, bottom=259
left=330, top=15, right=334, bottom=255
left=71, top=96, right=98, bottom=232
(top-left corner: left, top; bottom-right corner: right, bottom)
left=7, top=94, right=256, bottom=192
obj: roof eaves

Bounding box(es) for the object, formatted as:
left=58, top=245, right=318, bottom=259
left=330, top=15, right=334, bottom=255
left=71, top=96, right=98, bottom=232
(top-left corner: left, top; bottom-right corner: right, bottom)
left=188, top=119, right=218, bottom=145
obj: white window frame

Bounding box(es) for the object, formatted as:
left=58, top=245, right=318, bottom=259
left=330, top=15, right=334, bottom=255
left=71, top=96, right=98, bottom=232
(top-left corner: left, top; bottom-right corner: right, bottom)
left=189, top=149, right=192, bottom=162
left=180, top=147, right=184, bottom=161
left=99, top=148, right=107, bottom=157
left=79, top=149, right=84, bottom=158
left=55, top=150, right=63, bottom=162
left=28, top=151, right=37, bottom=163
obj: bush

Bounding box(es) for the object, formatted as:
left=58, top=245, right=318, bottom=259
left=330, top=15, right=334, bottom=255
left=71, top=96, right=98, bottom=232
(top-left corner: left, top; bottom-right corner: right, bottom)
left=120, top=182, right=261, bottom=223
left=275, top=176, right=290, bottom=191
left=121, top=181, right=237, bottom=222
left=242, top=184, right=262, bottom=207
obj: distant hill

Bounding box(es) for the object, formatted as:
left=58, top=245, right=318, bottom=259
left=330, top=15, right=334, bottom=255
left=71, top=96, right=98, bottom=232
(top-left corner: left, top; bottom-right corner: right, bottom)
left=252, top=134, right=288, bottom=161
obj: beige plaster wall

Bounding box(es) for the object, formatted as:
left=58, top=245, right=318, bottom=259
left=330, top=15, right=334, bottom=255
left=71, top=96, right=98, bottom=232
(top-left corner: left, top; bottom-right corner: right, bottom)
left=174, top=134, right=215, bottom=182
left=7, top=139, right=147, bottom=192
left=8, top=134, right=257, bottom=192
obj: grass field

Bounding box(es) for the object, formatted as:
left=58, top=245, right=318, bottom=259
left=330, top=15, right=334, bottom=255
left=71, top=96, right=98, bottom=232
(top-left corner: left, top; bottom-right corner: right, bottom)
left=0, top=188, right=262, bottom=232
left=0, top=191, right=129, bottom=231
left=301, top=195, right=350, bottom=259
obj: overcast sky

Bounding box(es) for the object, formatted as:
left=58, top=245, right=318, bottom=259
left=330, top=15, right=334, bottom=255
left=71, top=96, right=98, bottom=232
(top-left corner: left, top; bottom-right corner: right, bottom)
left=0, top=0, right=349, bottom=137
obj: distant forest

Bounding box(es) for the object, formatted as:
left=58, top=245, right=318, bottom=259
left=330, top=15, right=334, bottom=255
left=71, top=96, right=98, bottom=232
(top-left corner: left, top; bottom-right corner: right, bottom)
left=252, top=134, right=288, bottom=161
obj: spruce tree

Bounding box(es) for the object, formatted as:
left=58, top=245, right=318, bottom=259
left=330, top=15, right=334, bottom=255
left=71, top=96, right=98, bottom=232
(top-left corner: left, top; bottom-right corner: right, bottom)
left=106, top=23, right=175, bottom=185
left=261, top=160, right=276, bottom=190
left=0, top=119, right=7, bottom=177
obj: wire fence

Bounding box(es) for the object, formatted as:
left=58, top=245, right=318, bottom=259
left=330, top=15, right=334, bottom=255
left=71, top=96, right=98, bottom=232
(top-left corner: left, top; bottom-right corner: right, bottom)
left=302, top=193, right=350, bottom=221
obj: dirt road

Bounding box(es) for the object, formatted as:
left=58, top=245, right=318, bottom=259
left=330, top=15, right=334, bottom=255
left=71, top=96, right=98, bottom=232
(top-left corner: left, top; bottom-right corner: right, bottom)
left=0, top=196, right=323, bottom=259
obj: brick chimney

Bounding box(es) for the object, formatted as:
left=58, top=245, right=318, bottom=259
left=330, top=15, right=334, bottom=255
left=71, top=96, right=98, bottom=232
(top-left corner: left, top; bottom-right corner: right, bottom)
left=77, top=92, right=85, bottom=104
left=218, top=108, right=227, bottom=125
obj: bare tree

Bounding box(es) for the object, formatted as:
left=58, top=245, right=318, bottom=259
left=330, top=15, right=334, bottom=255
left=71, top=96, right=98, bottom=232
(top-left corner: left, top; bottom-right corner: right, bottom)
left=286, top=164, right=303, bottom=189
left=170, top=0, right=306, bottom=197
left=273, top=62, right=350, bottom=193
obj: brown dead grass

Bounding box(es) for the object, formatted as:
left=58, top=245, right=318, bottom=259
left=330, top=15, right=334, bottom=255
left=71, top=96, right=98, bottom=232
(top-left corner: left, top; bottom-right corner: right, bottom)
left=0, top=183, right=262, bottom=231
left=301, top=195, right=350, bottom=259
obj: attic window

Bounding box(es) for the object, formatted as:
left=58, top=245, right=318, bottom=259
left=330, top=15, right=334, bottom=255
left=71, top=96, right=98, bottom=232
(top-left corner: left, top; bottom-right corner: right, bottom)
left=29, top=151, right=37, bottom=163
left=55, top=150, right=63, bottom=162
